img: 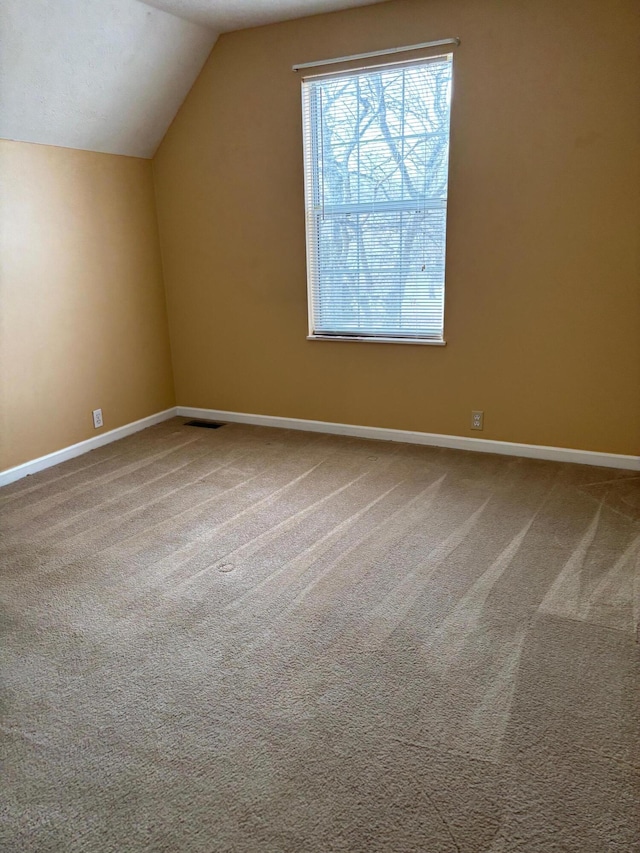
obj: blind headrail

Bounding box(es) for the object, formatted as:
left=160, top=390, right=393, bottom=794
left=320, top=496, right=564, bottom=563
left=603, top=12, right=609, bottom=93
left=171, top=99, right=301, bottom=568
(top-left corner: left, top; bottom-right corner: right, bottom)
left=292, top=38, right=460, bottom=72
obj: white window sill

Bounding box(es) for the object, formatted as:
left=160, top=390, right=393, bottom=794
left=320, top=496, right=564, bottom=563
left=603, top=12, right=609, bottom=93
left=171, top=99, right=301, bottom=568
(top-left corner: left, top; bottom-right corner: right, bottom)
left=307, top=335, right=446, bottom=346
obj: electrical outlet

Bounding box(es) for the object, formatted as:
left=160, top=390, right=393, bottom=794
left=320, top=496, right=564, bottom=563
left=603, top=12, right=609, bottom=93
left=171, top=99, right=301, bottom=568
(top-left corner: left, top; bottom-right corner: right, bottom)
left=471, top=410, right=484, bottom=431
left=92, top=408, right=103, bottom=429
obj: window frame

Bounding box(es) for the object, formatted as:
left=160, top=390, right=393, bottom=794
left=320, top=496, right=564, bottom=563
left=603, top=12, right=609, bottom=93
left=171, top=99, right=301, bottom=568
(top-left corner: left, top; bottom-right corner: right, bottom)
left=301, top=54, right=454, bottom=346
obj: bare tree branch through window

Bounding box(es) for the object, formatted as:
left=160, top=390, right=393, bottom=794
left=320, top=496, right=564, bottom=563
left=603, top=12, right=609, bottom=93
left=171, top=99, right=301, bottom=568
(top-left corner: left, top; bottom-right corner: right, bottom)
left=302, top=55, right=452, bottom=340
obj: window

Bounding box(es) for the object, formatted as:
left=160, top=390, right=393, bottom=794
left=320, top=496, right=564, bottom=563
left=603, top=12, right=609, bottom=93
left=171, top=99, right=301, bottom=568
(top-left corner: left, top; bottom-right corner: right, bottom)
left=301, top=54, right=453, bottom=344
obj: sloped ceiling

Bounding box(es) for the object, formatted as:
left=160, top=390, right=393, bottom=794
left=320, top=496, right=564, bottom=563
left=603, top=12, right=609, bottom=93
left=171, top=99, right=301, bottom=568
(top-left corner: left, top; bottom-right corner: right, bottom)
left=0, top=0, right=388, bottom=159
left=0, top=0, right=217, bottom=158
left=139, top=0, right=389, bottom=31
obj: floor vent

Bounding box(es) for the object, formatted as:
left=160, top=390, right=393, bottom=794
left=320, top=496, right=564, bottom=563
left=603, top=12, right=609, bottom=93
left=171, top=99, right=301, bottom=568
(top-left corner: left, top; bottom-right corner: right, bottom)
left=185, top=420, right=226, bottom=429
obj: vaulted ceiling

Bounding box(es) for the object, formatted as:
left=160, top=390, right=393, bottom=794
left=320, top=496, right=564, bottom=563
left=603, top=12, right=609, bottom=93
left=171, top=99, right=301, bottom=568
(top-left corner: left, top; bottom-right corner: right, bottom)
left=0, top=0, right=388, bottom=158
left=139, top=0, right=387, bottom=31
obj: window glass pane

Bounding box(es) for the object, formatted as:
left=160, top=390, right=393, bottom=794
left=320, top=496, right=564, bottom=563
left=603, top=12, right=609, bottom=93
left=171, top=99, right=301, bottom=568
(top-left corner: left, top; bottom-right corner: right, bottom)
left=303, top=55, right=452, bottom=340
left=313, top=208, right=446, bottom=337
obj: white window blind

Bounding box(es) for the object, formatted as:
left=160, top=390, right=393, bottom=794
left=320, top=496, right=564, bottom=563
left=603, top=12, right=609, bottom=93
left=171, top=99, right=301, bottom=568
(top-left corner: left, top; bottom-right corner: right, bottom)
left=301, top=54, right=453, bottom=342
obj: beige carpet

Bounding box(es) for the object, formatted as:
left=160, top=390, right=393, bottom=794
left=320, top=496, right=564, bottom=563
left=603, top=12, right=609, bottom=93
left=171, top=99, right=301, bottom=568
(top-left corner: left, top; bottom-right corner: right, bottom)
left=1, top=418, right=639, bottom=852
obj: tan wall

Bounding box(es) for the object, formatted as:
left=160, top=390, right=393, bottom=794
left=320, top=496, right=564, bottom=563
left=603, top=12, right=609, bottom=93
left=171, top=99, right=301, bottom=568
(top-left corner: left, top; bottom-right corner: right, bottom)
left=158, top=0, right=635, bottom=457
left=0, top=140, right=175, bottom=471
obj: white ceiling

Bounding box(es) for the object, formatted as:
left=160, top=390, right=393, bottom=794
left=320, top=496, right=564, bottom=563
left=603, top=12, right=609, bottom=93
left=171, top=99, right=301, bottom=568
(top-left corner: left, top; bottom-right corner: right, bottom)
left=0, top=0, right=217, bottom=158
left=0, top=0, right=388, bottom=159
left=139, top=0, right=388, bottom=31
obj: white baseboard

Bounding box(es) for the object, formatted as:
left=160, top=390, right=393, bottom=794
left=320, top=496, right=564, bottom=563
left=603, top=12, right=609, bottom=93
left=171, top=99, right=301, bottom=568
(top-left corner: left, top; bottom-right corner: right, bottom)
left=0, top=408, right=178, bottom=488
left=2, top=404, right=636, bottom=488
left=178, top=406, right=640, bottom=471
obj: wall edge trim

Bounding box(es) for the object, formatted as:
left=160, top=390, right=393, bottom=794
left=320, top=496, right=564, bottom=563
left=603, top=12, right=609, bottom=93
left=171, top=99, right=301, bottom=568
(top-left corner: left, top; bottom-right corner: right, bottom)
left=2, top=405, right=637, bottom=487
left=177, top=406, right=640, bottom=471
left=0, top=408, right=178, bottom=488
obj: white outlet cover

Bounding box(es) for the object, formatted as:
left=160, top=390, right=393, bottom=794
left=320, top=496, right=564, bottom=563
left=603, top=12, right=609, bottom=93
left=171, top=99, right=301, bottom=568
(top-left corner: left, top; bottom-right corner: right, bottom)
left=92, top=409, right=104, bottom=429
